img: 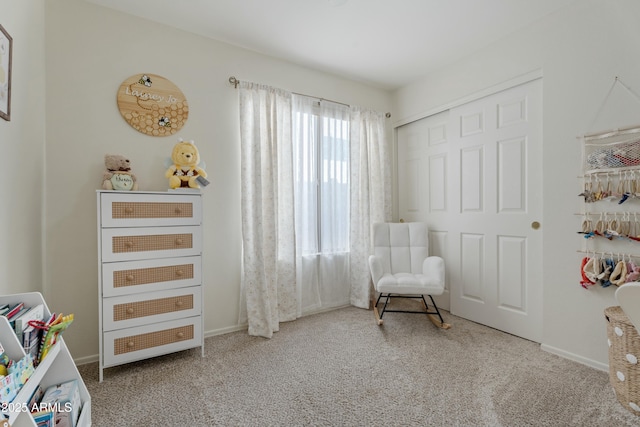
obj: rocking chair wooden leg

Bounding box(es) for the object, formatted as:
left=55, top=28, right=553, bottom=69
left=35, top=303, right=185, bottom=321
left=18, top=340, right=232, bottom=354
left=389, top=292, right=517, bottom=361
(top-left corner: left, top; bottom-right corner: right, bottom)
left=422, top=297, right=451, bottom=329
left=427, top=313, right=451, bottom=329
left=373, top=305, right=384, bottom=325
left=373, top=293, right=385, bottom=325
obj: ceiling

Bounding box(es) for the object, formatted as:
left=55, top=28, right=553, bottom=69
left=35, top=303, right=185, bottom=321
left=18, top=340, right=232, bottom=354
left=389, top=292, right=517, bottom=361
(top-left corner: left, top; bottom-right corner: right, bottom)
left=83, top=0, right=576, bottom=90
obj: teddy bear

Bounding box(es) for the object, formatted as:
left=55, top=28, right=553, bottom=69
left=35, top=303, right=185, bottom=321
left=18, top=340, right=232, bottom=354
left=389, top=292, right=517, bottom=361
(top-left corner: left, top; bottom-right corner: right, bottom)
left=165, top=139, right=208, bottom=189
left=102, top=154, right=138, bottom=191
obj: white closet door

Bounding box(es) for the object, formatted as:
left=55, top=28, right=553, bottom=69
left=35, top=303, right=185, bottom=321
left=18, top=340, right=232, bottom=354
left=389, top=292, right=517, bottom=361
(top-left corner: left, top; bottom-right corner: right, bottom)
left=396, top=79, right=542, bottom=342
left=397, top=110, right=451, bottom=310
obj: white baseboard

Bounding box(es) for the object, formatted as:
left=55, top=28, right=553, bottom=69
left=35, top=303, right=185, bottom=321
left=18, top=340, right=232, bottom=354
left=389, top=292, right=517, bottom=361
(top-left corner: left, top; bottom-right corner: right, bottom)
left=204, top=324, right=247, bottom=338
left=74, top=354, right=99, bottom=366
left=540, top=343, right=608, bottom=372
left=302, top=304, right=351, bottom=317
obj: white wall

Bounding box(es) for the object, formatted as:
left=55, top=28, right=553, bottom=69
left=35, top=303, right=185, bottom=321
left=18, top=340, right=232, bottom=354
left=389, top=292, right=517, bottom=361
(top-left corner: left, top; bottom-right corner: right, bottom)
left=44, top=0, right=391, bottom=361
left=0, top=1, right=45, bottom=294
left=392, top=0, right=640, bottom=368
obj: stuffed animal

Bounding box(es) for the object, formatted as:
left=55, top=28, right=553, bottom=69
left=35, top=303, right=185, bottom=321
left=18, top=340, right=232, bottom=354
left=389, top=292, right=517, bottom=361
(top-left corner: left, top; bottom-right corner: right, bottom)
left=102, top=154, right=138, bottom=191
left=165, top=139, right=208, bottom=189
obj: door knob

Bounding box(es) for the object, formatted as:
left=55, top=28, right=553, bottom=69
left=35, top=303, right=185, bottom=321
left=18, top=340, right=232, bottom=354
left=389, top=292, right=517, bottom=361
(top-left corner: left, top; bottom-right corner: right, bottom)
left=531, top=221, right=541, bottom=230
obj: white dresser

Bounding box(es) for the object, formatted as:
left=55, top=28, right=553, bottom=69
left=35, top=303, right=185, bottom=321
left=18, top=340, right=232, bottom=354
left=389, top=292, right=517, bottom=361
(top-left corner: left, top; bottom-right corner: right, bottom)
left=97, top=190, right=204, bottom=382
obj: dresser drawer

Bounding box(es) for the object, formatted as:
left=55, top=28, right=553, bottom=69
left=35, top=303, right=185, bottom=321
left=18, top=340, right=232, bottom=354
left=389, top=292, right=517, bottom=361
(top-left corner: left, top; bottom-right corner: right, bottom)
left=101, top=226, right=201, bottom=262
left=101, top=256, right=201, bottom=297
left=103, top=286, right=201, bottom=331
left=100, top=192, right=201, bottom=227
left=103, top=316, right=202, bottom=368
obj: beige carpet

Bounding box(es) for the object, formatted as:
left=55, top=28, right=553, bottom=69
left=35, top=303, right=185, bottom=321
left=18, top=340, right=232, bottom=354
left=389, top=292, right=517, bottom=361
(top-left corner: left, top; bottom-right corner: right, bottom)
left=78, top=304, right=640, bottom=426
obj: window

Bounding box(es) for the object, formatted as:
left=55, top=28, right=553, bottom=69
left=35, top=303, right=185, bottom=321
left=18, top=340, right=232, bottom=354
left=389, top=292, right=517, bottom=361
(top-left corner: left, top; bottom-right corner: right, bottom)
left=293, top=96, right=350, bottom=256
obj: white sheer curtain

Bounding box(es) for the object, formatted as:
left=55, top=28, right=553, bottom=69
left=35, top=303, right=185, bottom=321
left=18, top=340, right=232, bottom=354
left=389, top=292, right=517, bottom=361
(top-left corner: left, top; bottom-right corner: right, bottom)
left=238, top=81, right=391, bottom=336
left=349, top=107, right=392, bottom=308
left=293, top=95, right=351, bottom=314
left=238, top=82, right=297, bottom=338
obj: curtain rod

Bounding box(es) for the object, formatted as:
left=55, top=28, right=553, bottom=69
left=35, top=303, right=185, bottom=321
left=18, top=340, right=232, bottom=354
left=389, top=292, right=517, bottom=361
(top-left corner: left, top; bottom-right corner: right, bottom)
left=228, top=76, right=391, bottom=118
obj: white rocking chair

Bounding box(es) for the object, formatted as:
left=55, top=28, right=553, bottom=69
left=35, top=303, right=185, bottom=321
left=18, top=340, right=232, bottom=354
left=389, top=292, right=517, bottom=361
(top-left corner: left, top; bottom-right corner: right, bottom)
left=368, top=222, right=450, bottom=329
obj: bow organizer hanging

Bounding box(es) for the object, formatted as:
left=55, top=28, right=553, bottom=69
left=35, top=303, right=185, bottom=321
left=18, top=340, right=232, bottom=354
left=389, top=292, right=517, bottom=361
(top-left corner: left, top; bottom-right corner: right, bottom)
left=578, top=76, right=640, bottom=289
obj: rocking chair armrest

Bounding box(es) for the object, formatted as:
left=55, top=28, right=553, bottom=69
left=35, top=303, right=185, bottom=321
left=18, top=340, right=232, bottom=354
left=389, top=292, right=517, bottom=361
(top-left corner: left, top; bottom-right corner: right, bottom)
left=369, top=255, right=384, bottom=286
left=423, top=256, right=445, bottom=284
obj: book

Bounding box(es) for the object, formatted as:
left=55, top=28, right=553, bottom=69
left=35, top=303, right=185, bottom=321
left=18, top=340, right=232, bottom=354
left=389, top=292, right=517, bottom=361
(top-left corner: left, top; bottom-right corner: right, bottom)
left=13, top=304, right=44, bottom=343
left=0, top=304, right=9, bottom=315
left=32, top=410, right=54, bottom=427
left=45, top=313, right=59, bottom=326
left=27, top=383, right=44, bottom=409
left=38, top=314, right=74, bottom=364
left=41, top=380, right=80, bottom=427
left=27, top=315, right=56, bottom=366
left=22, top=325, right=42, bottom=360
left=3, top=302, right=24, bottom=319
left=8, top=307, right=29, bottom=329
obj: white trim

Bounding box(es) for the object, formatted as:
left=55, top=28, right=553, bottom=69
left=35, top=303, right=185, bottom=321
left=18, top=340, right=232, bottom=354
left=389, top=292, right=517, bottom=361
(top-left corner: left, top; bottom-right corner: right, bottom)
left=393, top=68, right=543, bottom=129
left=75, top=354, right=100, bottom=366
left=204, top=324, right=247, bottom=338
left=540, top=343, right=608, bottom=372
left=302, top=303, right=351, bottom=317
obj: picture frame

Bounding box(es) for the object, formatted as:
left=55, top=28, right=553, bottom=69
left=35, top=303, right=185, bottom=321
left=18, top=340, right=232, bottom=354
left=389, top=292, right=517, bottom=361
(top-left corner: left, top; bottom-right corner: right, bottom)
left=0, top=24, right=12, bottom=121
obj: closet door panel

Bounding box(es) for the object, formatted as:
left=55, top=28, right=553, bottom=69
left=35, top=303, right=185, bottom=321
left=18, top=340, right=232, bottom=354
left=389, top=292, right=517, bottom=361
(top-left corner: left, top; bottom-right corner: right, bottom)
left=498, top=137, right=526, bottom=212
left=429, top=153, right=447, bottom=212
left=460, top=233, right=485, bottom=302
left=449, top=79, right=542, bottom=342
left=460, top=146, right=484, bottom=213
left=396, top=110, right=451, bottom=310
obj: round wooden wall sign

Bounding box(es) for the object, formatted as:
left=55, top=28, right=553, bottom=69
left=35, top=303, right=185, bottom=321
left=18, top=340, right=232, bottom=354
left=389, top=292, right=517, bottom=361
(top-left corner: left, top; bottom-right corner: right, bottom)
left=117, top=73, right=188, bottom=136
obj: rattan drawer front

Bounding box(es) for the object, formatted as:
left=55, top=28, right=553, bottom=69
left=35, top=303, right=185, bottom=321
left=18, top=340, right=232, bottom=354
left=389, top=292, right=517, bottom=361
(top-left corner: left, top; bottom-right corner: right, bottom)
left=102, top=256, right=202, bottom=297
left=103, top=317, right=202, bottom=367
left=100, top=192, right=201, bottom=227
left=114, top=264, right=193, bottom=288
left=112, top=233, right=193, bottom=254
left=101, top=226, right=202, bottom=262
left=103, top=286, right=201, bottom=331
left=115, top=325, right=193, bottom=355
left=112, top=201, right=193, bottom=220
left=114, top=295, right=193, bottom=321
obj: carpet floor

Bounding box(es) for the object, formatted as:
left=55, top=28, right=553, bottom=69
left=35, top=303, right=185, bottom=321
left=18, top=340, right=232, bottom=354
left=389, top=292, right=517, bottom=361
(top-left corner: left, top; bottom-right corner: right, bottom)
left=77, top=304, right=640, bottom=426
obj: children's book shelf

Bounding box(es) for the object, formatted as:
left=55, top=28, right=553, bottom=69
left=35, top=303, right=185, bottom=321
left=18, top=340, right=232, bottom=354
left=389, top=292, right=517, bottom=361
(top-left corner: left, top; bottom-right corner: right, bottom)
left=0, top=292, right=91, bottom=427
